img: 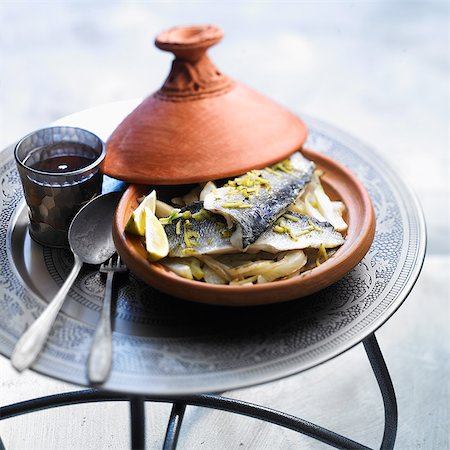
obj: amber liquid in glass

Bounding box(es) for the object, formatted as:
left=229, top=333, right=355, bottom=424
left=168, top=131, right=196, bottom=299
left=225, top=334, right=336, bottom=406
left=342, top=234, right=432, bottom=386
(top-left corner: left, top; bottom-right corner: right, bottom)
left=25, top=143, right=96, bottom=172
left=30, top=154, right=94, bottom=173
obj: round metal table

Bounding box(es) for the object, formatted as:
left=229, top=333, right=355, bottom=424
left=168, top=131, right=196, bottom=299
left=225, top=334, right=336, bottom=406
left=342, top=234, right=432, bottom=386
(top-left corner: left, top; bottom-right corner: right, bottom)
left=0, top=101, right=426, bottom=449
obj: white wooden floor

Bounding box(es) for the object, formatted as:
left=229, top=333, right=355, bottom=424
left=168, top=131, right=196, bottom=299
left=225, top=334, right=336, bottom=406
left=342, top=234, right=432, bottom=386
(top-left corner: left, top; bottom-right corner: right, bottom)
left=0, top=2, right=448, bottom=449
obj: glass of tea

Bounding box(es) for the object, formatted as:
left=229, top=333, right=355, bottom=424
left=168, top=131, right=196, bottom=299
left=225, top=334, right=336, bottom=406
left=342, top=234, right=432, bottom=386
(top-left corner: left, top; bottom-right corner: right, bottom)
left=15, top=126, right=106, bottom=248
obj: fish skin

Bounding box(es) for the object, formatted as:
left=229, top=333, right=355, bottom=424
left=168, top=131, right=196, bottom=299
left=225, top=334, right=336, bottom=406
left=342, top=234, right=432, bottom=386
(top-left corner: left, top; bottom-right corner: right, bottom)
left=165, top=205, right=344, bottom=256
left=203, top=152, right=315, bottom=249
left=164, top=202, right=235, bottom=257
left=249, top=212, right=344, bottom=253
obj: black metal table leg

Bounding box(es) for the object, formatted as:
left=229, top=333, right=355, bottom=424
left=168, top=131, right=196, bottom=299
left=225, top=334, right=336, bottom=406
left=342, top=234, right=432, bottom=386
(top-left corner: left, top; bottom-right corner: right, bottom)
left=363, top=333, right=398, bottom=450
left=162, top=403, right=186, bottom=450
left=0, top=390, right=130, bottom=419
left=153, top=394, right=370, bottom=450
left=130, top=395, right=146, bottom=450
left=0, top=332, right=398, bottom=450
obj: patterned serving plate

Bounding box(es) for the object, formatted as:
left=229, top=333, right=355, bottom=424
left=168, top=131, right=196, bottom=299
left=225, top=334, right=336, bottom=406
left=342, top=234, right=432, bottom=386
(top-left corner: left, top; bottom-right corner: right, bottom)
left=0, top=101, right=426, bottom=395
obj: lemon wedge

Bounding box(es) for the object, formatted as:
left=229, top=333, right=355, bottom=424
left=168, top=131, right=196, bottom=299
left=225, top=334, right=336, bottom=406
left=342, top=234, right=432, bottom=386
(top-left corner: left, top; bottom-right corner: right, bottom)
left=125, top=190, right=156, bottom=236
left=144, top=207, right=169, bottom=261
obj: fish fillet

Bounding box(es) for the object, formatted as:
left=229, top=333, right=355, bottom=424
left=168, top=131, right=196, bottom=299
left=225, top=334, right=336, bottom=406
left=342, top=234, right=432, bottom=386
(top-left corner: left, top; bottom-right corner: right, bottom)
left=249, top=212, right=344, bottom=253
left=203, top=152, right=315, bottom=249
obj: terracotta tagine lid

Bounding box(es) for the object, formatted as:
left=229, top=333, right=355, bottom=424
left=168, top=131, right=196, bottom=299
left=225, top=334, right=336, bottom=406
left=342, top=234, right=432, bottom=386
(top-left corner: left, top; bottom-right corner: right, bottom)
left=104, top=25, right=308, bottom=184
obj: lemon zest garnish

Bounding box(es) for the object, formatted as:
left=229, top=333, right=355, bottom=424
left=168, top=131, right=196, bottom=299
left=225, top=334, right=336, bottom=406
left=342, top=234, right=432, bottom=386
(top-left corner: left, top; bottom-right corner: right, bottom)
left=192, top=208, right=213, bottom=222
left=315, top=244, right=329, bottom=267
left=283, top=213, right=299, bottom=222
left=273, top=222, right=297, bottom=240
left=221, top=201, right=251, bottom=209
left=224, top=170, right=271, bottom=200
left=296, top=227, right=314, bottom=237
left=184, top=230, right=199, bottom=248
left=265, top=167, right=281, bottom=176
left=159, top=210, right=181, bottom=225
left=319, top=243, right=329, bottom=261
left=175, top=220, right=181, bottom=235
left=285, top=225, right=297, bottom=241
left=270, top=159, right=293, bottom=174
left=183, top=220, right=199, bottom=248
left=308, top=219, right=321, bottom=232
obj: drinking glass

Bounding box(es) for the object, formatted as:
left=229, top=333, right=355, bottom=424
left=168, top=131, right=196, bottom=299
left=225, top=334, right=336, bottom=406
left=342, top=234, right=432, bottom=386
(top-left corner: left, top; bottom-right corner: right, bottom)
left=14, top=126, right=105, bottom=248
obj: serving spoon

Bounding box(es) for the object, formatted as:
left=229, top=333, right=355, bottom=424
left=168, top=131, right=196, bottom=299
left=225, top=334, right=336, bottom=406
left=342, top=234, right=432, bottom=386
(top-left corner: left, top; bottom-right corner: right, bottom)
left=11, top=191, right=122, bottom=372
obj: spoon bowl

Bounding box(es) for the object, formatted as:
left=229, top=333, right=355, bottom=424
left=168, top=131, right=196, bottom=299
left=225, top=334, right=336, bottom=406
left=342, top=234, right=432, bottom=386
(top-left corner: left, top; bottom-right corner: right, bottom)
left=69, top=191, right=121, bottom=265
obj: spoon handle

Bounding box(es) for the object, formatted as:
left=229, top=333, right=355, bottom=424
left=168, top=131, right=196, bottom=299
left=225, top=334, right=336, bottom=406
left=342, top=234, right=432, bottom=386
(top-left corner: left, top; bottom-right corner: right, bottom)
left=88, top=270, right=114, bottom=384
left=11, top=255, right=83, bottom=372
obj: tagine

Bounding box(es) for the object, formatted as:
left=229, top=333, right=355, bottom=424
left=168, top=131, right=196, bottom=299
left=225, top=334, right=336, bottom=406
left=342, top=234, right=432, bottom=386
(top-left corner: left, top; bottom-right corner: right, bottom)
left=106, top=25, right=375, bottom=305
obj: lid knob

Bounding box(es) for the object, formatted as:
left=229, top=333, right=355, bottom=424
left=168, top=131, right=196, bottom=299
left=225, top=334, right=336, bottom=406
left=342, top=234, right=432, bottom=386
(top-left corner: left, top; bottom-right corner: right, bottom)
left=155, top=25, right=233, bottom=100
left=155, top=24, right=224, bottom=61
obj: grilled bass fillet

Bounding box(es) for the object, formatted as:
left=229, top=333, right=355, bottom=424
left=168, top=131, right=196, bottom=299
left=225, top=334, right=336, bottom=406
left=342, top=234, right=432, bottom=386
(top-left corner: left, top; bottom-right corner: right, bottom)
left=249, top=211, right=344, bottom=253
left=203, top=152, right=315, bottom=249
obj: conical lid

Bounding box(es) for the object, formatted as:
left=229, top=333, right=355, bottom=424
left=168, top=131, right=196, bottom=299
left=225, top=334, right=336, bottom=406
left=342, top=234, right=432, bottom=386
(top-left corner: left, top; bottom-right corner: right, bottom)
left=104, top=25, right=308, bottom=184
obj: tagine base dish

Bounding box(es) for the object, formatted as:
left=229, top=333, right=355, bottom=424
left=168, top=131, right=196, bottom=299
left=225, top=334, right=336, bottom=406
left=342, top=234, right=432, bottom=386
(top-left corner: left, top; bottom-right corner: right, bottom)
left=113, top=148, right=375, bottom=306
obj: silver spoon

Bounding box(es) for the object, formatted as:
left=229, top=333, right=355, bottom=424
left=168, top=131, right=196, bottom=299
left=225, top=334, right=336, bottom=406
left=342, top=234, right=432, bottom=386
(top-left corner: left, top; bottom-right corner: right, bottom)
left=11, top=191, right=122, bottom=372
